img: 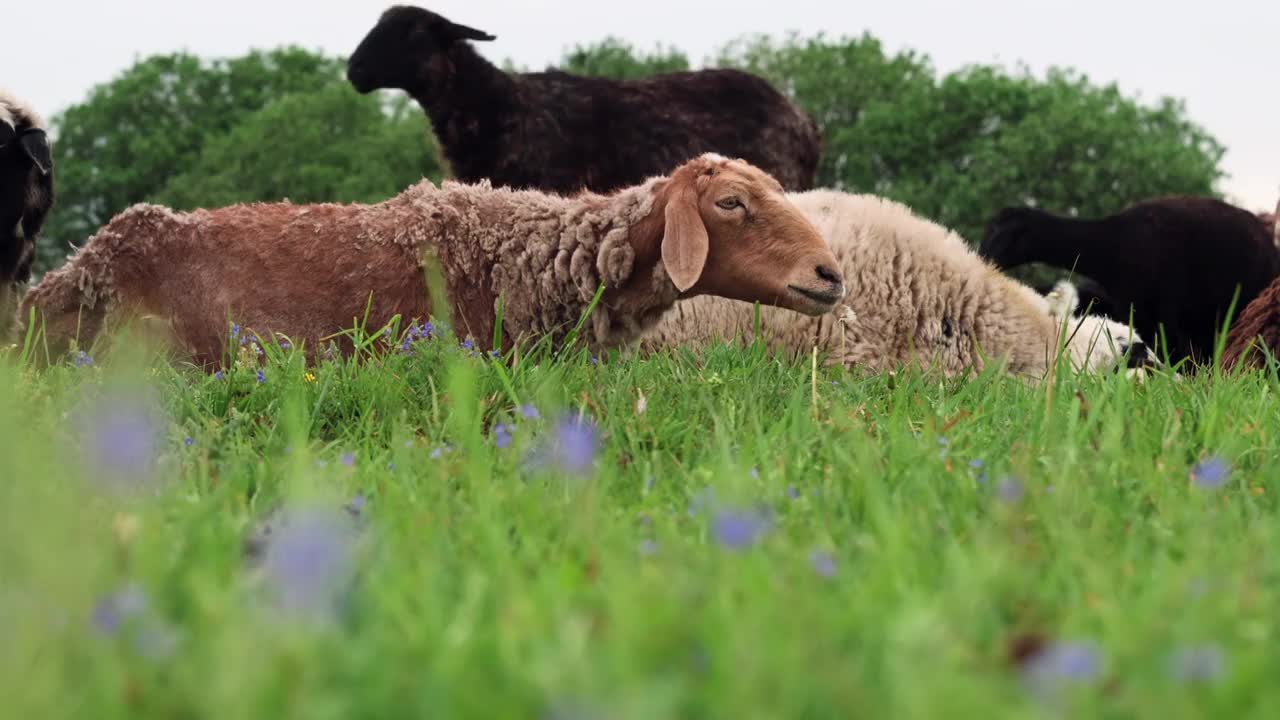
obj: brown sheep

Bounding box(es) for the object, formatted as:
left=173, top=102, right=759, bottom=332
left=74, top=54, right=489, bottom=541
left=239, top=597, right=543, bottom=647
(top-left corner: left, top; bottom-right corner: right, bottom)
left=1222, top=198, right=1280, bottom=370
left=18, top=154, right=844, bottom=369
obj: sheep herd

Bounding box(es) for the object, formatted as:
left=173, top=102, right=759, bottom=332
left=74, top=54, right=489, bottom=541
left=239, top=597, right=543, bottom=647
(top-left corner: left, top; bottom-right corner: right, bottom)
left=2, top=4, right=1278, bottom=379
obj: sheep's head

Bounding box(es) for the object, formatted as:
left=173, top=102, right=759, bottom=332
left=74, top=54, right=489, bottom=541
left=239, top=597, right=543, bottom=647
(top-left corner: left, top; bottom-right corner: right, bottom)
left=1044, top=280, right=1159, bottom=374
left=0, top=92, right=53, bottom=285
left=347, top=5, right=495, bottom=96
left=657, top=154, right=844, bottom=316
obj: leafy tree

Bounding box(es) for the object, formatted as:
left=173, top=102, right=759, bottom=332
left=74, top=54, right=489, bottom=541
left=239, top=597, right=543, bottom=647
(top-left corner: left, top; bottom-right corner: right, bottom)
left=155, top=86, right=441, bottom=210
left=39, top=47, right=350, bottom=272
left=718, top=34, right=1225, bottom=257
left=559, top=37, right=689, bottom=78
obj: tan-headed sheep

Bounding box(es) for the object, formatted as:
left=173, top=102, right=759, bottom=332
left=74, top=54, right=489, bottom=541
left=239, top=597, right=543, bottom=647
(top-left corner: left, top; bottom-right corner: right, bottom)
left=641, top=190, right=1158, bottom=379
left=18, top=154, right=845, bottom=368
left=1, top=89, right=54, bottom=341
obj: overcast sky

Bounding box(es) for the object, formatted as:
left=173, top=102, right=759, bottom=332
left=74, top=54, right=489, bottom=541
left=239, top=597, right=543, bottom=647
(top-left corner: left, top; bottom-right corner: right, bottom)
left=5, top=0, right=1276, bottom=210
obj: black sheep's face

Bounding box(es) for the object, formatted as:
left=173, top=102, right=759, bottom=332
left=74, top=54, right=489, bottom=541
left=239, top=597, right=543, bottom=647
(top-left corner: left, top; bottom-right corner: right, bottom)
left=346, top=5, right=495, bottom=95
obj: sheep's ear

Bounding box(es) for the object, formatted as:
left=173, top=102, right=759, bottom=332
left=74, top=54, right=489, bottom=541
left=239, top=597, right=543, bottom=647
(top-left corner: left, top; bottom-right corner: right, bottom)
left=19, top=129, right=51, bottom=176
left=661, top=185, right=709, bottom=293
left=1044, top=280, right=1080, bottom=319
left=0, top=123, right=14, bottom=147
left=437, top=19, right=496, bottom=43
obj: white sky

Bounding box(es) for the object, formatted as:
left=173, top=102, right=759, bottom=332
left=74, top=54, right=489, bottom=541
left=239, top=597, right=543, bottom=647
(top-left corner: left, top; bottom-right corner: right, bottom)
left=6, top=0, right=1276, bottom=211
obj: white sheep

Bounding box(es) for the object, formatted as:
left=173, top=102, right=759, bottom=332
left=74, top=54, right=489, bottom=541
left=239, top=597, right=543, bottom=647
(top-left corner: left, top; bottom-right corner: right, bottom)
left=18, top=154, right=844, bottom=368
left=1, top=88, right=54, bottom=339
left=641, top=190, right=1159, bottom=379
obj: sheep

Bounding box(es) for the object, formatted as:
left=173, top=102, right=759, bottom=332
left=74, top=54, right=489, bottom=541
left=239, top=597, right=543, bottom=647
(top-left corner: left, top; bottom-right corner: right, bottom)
left=640, top=190, right=1158, bottom=379
left=979, top=196, right=1280, bottom=368
left=18, top=154, right=845, bottom=369
left=1, top=89, right=54, bottom=339
left=345, top=5, right=821, bottom=195
left=1221, top=198, right=1280, bottom=370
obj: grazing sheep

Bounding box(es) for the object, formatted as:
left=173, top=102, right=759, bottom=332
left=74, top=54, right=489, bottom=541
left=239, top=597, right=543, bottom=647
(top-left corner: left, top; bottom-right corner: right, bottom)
left=641, top=191, right=1157, bottom=379
left=1222, top=199, right=1280, bottom=370
left=19, top=154, right=844, bottom=368
left=1, top=89, right=54, bottom=337
left=345, top=5, right=821, bottom=194
left=979, top=196, right=1280, bottom=367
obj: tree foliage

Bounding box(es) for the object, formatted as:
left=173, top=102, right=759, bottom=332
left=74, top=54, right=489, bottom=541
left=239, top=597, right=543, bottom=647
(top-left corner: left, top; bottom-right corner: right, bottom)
left=155, top=86, right=440, bottom=210
left=559, top=37, right=689, bottom=79
left=36, top=33, right=1226, bottom=282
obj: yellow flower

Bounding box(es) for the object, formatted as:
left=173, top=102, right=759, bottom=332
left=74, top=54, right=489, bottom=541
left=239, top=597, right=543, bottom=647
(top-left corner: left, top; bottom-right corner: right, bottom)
left=304, top=372, right=317, bottom=383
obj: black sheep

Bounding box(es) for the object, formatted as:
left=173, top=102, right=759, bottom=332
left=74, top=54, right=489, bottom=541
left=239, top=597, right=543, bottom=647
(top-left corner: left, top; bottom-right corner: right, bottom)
left=345, top=5, right=821, bottom=195
left=980, top=196, right=1280, bottom=367
left=0, top=90, right=53, bottom=290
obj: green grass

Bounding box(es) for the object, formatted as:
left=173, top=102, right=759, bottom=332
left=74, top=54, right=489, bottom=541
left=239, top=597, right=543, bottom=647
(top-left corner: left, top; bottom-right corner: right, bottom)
left=3, top=319, right=1279, bottom=719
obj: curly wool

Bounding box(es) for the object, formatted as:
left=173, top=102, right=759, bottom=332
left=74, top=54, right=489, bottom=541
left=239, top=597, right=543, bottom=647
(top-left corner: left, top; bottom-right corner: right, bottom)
left=18, top=176, right=679, bottom=367
left=642, top=190, right=1147, bottom=378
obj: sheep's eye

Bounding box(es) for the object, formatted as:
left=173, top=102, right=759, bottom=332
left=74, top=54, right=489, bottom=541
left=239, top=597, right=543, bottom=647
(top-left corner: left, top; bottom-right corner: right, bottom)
left=716, top=197, right=742, bottom=210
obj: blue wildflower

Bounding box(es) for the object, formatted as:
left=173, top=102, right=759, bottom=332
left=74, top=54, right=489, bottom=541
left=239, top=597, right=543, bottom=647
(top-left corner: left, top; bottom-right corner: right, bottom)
left=750, top=467, right=759, bottom=479
left=520, top=404, right=541, bottom=419
left=259, top=507, right=358, bottom=620
left=998, top=477, right=1024, bottom=503
left=1022, top=640, right=1103, bottom=684
left=461, top=339, right=475, bottom=351
left=1169, top=644, right=1226, bottom=683
left=73, top=350, right=94, bottom=368
left=639, top=539, right=659, bottom=556
left=346, top=492, right=367, bottom=517
left=215, top=370, right=225, bottom=381
left=75, top=386, right=166, bottom=493
left=256, top=369, right=265, bottom=384
left=688, top=487, right=717, bottom=517
left=340, top=452, right=355, bottom=467
left=713, top=507, right=771, bottom=550
left=1191, top=456, right=1230, bottom=489
left=494, top=423, right=513, bottom=449
left=787, top=485, right=800, bottom=500
left=810, top=550, right=837, bottom=578
left=184, top=437, right=193, bottom=446
left=524, top=414, right=599, bottom=476
left=91, top=583, right=149, bottom=635
left=231, top=324, right=241, bottom=339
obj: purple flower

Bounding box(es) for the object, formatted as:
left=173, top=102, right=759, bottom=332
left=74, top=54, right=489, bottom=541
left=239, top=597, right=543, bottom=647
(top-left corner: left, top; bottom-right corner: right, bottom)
left=461, top=339, right=475, bottom=351
left=713, top=507, right=771, bottom=550
left=73, top=350, right=94, bottom=368
left=258, top=507, right=358, bottom=620
left=231, top=324, right=241, bottom=339
left=346, top=492, right=367, bottom=517
left=1169, top=645, right=1226, bottom=683
left=590, top=356, right=599, bottom=364
left=639, top=539, right=659, bottom=556
left=969, top=459, right=984, bottom=469
left=494, top=423, right=513, bottom=449
left=787, top=485, right=800, bottom=500
left=525, top=415, right=599, bottom=476
left=1191, top=456, right=1230, bottom=489
left=184, top=437, right=193, bottom=446
left=520, top=404, right=541, bottom=419
left=430, top=446, right=446, bottom=459
left=998, top=477, right=1024, bottom=503
left=490, top=350, right=501, bottom=359
left=280, top=340, right=291, bottom=349
left=75, top=386, right=167, bottom=493
left=91, top=583, right=149, bottom=635
left=750, top=467, right=759, bottom=479
left=215, top=370, right=225, bottom=381
left=810, top=550, right=837, bottom=578
left=256, top=369, right=265, bottom=384
left=340, top=452, right=355, bottom=467
left=1021, top=640, right=1103, bottom=684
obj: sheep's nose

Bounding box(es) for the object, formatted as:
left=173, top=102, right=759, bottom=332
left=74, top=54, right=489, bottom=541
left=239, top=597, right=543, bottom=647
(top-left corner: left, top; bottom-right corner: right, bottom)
left=815, top=264, right=842, bottom=286
left=1125, top=341, right=1153, bottom=369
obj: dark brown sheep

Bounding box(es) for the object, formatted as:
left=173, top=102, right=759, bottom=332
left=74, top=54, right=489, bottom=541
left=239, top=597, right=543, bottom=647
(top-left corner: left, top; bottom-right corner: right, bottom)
left=17, top=154, right=844, bottom=369
left=1, top=89, right=54, bottom=338
left=1222, top=199, right=1280, bottom=370
left=980, top=196, right=1280, bottom=368
left=345, top=5, right=821, bottom=195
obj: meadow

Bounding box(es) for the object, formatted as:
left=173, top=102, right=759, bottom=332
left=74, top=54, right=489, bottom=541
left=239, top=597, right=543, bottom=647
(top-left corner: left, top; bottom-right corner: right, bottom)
left=2, top=317, right=1278, bottom=719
